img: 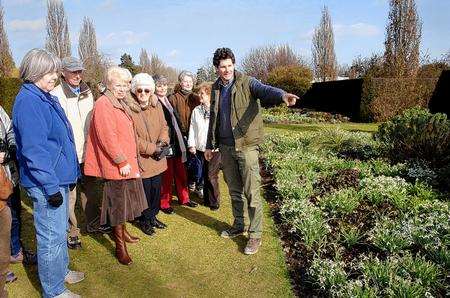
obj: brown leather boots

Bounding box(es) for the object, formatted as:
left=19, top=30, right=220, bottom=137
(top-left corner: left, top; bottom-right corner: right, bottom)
left=112, top=224, right=140, bottom=265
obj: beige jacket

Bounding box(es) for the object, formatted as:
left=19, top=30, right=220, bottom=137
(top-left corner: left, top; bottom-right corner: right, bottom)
left=51, top=80, right=94, bottom=163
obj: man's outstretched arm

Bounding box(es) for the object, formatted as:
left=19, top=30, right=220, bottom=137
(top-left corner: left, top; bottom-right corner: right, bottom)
left=249, top=78, right=298, bottom=106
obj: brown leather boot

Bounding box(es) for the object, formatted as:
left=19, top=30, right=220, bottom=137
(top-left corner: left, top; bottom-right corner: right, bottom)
left=123, top=224, right=140, bottom=243
left=113, top=225, right=132, bottom=265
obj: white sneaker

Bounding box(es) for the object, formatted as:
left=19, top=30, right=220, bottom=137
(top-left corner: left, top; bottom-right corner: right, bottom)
left=64, top=270, right=85, bottom=284
left=54, top=289, right=81, bottom=298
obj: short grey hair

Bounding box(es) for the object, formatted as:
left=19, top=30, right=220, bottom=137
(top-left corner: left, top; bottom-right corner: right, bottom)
left=131, top=73, right=155, bottom=94
left=104, top=66, right=131, bottom=88
left=19, top=48, right=61, bottom=83
left=178, top=70, right=195, bottom=83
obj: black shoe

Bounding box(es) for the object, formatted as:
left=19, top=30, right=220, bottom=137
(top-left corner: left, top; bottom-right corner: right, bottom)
left=182, top=201, right=198, bottom=208
left=151, top=218, right=167, bottom=229
left=67, top=236, right=82, bottom=250
left=139, top=221, right=155, bottom=236
left=161, top=207, right=174, bottom=214
left=210, top=205, right=220, bottom=211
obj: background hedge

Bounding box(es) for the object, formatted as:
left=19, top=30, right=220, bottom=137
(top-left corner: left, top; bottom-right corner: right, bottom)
left=360, top=77, right=438, bottom=122
left=0, top=77, right=22, bottom=115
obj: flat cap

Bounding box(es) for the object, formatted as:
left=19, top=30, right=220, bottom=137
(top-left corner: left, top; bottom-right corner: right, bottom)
left=62, top=56, right=85, bottom=72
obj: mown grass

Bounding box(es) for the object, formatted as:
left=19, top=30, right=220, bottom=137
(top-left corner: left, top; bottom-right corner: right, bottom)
left=7, top=172, right=293, bottom=298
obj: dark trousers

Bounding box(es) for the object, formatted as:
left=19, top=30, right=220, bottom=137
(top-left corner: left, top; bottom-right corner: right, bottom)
left=189, top=152, right=205, bottom=188
left=7, top=185, right=21, bottom=256
left=141, top=174, right=162, bottom=221
left=187, top=152, right=202, bottom=186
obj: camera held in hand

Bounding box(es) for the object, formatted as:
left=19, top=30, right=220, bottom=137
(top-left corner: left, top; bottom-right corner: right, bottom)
left=153, top=141, right=174, bottom=161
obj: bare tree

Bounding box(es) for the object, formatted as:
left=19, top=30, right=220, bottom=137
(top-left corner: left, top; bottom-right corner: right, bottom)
left=78, top=17, right=106, bottom=86
left=312, top=6, right=337, bottom=82
left=241, top=44, right=302, bottom=81
left=0, top=2, right=15, bottom=77
left=384, top=0, right=422, bottom=77
left=349, top=54, right=385, bottom=78
left=45, top=0, right=71, bottom=58
left=139, top=48, right=151, bottom=74
left=444, top=50, right=450, bottom=67
left=196, top=57, right=217, bottom=84
left=149, top=53, right=166, bottom=76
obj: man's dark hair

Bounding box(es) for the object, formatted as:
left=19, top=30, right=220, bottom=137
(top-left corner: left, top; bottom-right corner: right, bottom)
left=213, top=48, right=235, bottom=67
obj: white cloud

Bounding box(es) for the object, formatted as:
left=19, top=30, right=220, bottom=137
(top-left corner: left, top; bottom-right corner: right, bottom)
left=300, top=29, right=315, bottom=41
left=99, top=0, right=116, bottom=10
left=3, top=0, right=41, bottom=5
left=301, top=22, right=380, bottom=42
left=102, top=31, right=149, bottom=46
left=334, top=23, right=381, bottom=38
left=167, top=49, right=179, bottom=58
left=8, top=19, right=45, bottom=32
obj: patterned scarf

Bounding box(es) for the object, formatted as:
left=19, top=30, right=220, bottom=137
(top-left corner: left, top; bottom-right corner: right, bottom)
left=158, top=96, right=187, bottom=163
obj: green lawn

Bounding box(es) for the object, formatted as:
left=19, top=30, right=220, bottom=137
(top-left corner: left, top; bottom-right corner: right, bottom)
left=7, top=172, right=293, bottom=298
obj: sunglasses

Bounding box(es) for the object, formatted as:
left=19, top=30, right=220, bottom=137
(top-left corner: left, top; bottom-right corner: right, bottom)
left=137, top=89, right=151, bottom=94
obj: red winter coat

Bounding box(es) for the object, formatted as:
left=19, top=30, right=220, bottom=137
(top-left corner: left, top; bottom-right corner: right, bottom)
left=84, top=92, right=140, bottom=180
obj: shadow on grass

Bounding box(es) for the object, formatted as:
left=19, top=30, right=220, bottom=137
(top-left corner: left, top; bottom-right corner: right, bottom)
left=172, top=204, right=248, bottom=253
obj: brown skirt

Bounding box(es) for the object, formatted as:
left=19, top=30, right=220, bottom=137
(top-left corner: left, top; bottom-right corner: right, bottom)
left=101, top=178, right=148, bottom=226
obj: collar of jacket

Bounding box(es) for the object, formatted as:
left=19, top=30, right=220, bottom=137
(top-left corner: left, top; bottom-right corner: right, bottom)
left=23, top=83, right=58, bottom=105
left=124, top=94, right=143, bottom=113
left=60, top=79, right=91, bottom=99
left=104, top=89, right=124, bottom=109
left=213, top=70, right=243, bottom=91
left=22, top=83, right=76, bottom=143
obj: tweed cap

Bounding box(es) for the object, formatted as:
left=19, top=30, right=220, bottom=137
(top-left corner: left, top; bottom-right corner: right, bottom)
left=62, top=56, right=85, bottom=72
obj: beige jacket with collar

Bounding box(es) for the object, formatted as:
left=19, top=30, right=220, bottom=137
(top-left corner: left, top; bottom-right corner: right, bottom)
left=51, top=80, right=94, bottom=163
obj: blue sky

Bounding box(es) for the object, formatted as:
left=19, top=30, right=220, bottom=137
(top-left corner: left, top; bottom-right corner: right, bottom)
left=2, top=0, right=449, bottom=72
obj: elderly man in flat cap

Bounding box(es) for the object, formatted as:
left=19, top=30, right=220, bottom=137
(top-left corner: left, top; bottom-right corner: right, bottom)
left=51, top=57, right=108, bottom=250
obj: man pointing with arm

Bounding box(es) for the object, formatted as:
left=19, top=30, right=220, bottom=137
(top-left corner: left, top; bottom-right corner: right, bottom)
left=205, top=47, right=298, bottom=255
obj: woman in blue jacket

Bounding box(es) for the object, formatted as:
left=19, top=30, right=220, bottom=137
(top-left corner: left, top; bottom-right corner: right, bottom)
left=12, top=48, right=84, bottom=298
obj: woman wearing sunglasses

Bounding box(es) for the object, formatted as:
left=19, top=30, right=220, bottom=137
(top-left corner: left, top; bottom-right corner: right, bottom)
left=125, top=73, right=170, bottom=236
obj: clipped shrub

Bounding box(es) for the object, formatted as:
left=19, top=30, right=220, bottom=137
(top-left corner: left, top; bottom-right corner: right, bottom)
left=360, top=77, right=438, bottom=122
left=375, top=107, right=450, bottom=168
left=267, top=65, right=312, bottom=98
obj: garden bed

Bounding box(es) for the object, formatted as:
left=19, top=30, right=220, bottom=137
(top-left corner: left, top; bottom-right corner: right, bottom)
left=260, top=127, right=449, bottom=297
left=262, top=106, right=350, bottom=125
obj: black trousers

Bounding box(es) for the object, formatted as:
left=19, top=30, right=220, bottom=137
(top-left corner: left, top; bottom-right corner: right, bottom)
left=141, top=174, right=162, bottom=221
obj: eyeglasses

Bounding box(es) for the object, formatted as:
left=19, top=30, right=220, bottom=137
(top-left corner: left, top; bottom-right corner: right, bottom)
left=136, top=89, right=151, bottom=94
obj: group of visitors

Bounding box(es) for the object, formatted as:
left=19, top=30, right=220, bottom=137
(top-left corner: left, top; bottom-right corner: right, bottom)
left=0, top=47, right=297, bottom=297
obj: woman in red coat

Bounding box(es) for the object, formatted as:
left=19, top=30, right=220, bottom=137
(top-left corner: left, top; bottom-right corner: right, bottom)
left=84, top=66, right=147, bottom=265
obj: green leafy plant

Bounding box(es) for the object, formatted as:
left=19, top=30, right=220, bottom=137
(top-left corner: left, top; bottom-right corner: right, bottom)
left=319, top=188, right=361, bottom=217
left=309, top=257, right=347, bottom=291
left=339, top=224, right=363, bottom=248
left=368, top=217, right=413, bottom=253
left=375, top=107, right=450, bottom=167
left=359, top=176, right=411, bottom=210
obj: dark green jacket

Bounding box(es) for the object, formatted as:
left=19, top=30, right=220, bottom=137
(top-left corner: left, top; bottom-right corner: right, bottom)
left=206, top=71, right=283, bottom=150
